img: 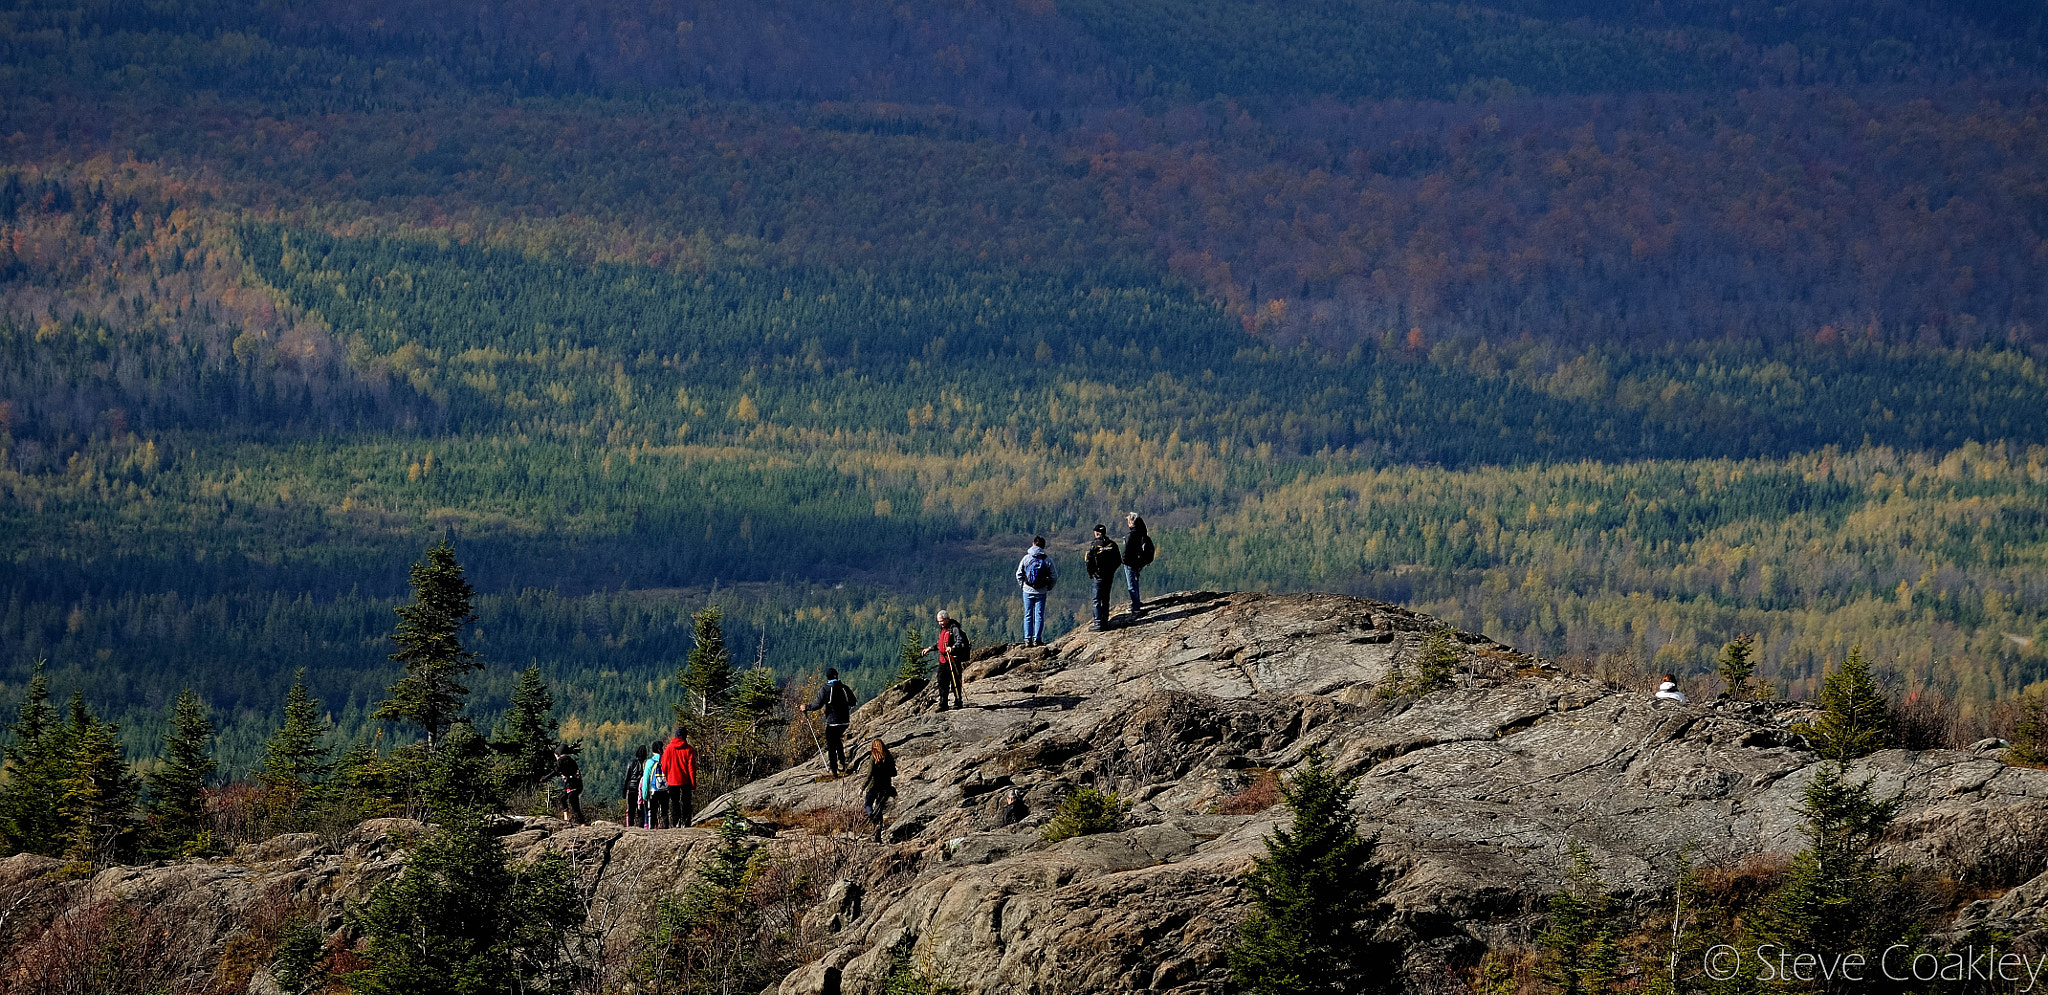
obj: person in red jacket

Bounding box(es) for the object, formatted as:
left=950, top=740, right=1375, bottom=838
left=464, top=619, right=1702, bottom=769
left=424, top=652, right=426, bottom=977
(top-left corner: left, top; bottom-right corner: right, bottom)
left=660, top=727, right=697, bottom=829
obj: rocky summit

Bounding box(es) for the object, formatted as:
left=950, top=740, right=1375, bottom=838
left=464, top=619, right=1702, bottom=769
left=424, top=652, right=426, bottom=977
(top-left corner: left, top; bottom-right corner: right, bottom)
left=10, top=591, right=2048, bottom=994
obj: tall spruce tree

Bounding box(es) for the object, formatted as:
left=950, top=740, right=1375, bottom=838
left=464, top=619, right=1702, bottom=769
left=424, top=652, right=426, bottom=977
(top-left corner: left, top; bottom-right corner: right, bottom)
left=260, top=667, right=331, bottom=802
left=0, top=661, right=66, bottom=856
left=1799, top=647, right=1893, bottom=761
left=58, top=692, right=137, bottom=866
left=1227, top=749, right=1389, bottom=995
left=1757, top=764, right=1919, bottom=983
left=375, top=540, right=483, bottom=748
left=1717, top=634, right=1758, bottom=700
left=492, top=664, right=558, bottom=789
left=144, top=688, right=215, bottom=856
left=679, top=606, right=732, bottom=716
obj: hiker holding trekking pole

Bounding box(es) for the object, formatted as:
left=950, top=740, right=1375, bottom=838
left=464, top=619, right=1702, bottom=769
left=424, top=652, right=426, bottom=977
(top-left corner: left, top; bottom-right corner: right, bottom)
left=922, top=610, right=970, bottom=710
left=799, top=668, right=857, bottom=776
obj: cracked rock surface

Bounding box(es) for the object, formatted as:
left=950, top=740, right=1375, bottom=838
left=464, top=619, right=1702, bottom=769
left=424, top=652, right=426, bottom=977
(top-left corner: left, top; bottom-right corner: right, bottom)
left=10, top=591, right=2048, bottom=994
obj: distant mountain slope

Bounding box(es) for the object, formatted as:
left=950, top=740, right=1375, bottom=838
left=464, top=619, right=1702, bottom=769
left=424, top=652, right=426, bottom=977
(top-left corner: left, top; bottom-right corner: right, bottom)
left=1, top=0, right=2045, bottom=777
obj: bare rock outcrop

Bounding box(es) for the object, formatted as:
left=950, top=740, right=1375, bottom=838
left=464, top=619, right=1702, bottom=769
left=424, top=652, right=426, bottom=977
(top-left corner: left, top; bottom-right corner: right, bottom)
left=8, top=591, right=2048, bottom=994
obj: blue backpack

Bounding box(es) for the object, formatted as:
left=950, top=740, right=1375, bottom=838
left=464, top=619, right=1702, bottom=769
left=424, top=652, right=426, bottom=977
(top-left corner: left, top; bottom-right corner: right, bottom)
left=1024, top=555, right=1056, bottom=589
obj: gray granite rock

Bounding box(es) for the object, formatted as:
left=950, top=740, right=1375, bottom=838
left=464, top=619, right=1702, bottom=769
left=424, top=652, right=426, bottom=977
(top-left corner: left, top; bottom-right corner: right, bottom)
left=8, top=591, right=2047, bottom=994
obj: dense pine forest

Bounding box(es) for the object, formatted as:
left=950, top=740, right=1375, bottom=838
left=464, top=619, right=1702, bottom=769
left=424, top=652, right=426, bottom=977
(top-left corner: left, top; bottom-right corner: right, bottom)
left=1, top=0, right=2046, bottom=786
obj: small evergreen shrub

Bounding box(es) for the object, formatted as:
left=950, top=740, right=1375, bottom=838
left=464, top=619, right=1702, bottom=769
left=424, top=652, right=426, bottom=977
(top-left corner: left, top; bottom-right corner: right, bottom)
left=1377, top=628, right=1461, bottom=699
left=1041, top=786, right=1130, bottom=842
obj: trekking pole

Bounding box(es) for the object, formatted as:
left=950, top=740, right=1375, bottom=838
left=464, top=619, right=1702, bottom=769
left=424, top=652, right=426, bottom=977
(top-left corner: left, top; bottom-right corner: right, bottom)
left=803, top=710, right=830, bottom=773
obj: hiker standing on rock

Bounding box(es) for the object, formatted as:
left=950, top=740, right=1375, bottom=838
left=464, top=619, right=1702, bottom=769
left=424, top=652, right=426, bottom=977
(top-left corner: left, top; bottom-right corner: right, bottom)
left=863, top=738, right=897, bottom=843
left=623, top=744, right=647, bottom=827
left=1085, top=524, right=1122, bottom=631
left=660, top=727, right=697, bottom=828
left=1016, top=536, right=1058, bottom=647
left=923, top=609, right=970, bottom=710
left=1122, top=513, right=1155, bottom=614
left=800, top=667, right=857, bottom=776
left=552, top=743, right=585, bottom=825
left=639, top=740, right=666, bottom=828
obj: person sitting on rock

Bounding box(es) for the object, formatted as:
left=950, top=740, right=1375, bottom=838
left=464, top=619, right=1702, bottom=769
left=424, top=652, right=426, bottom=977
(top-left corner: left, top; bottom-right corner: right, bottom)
left=863, top=738, right=897, bottom=843
left=1655, top=673, right=1688, bottom=703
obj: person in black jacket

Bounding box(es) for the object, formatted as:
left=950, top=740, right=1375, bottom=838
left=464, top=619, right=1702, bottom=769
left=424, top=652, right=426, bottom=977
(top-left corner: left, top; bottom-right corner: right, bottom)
left=863, top=738, right=897, bottom=843
left=1122, top=513, right=1155, bottom=613
left=622, top=744, right=647, bottom=827
left=552, top=743, right=585, bottom=825
left=1084, top=524, right=1122, bottom=632
left=800, top=668, right=856, bottom=775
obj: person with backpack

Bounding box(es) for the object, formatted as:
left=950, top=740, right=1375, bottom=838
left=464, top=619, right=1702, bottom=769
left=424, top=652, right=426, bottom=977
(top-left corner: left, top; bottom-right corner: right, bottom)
left=552, top=743, right=585, bottom=825
left=622, top=744, right=647, bottom=827
left=1015, top=536, right=1058, bottom=647
left=640, top=739, right=667, bottom=828
left=800, top=668, right=858, bottom=776
left=1084, top=524, right=1122, bottom=631
left=922, top=609, right=970, bottom=710
left=863, top=737, right=897, bottom=843
left=660, top=726, right=697, bottom=828
left=1122, top=513, right=1156, bottom=614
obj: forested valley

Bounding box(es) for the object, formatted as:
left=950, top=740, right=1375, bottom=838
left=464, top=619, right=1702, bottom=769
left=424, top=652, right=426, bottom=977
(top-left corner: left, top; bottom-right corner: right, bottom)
left=1, top=0, right=2046, bottom=797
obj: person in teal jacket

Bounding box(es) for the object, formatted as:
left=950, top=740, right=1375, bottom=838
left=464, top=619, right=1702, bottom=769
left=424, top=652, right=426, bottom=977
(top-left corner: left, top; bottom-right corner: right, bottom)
left=640, top=740, right=667, bottom=828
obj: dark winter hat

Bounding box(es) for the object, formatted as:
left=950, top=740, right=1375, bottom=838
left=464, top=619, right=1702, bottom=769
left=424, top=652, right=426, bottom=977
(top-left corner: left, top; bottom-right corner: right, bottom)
left=827, top=667, right=839, bottom=679
left=1093, top=524, right=1106, bottom=533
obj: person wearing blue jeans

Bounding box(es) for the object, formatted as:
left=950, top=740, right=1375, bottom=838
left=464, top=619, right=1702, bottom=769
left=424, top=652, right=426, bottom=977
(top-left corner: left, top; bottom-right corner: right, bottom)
left=1016, top=536, right=1058, bottom=647
left=1122, top=513, right=1155, bottom=613
left=1084, top=524, right=1122, bottom=631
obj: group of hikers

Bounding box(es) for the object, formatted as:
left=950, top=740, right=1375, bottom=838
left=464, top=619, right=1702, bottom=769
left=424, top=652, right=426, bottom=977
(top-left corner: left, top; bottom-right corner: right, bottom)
left=602, top=728, right=699, bottom=829
left=552, top=519, right=1157, bottom=841
left=1018, top=513, right=1157, bottom=642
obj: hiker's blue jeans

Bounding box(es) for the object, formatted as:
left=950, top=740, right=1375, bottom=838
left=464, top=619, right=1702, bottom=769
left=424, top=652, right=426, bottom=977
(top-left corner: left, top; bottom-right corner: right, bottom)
left=1022, top=589, right=1046, bottom=643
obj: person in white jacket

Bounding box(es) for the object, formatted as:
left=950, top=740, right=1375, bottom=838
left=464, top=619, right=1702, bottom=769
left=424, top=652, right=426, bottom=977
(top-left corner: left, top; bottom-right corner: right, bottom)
left=1015, top=536, right=1058, bottom=647
left=1655, top=673, right=1688, bottom=703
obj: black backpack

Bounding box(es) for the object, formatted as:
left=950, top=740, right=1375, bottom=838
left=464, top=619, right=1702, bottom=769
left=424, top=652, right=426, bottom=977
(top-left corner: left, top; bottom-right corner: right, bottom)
left=830, top=681, right=856, bottom=711
left=1127, top=533, right=1155, bottom=568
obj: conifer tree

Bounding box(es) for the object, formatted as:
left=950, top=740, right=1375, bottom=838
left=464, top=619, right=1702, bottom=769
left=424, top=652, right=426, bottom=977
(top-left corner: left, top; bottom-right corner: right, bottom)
left=730, top=668, right=781, bottom=725
left=1757, top=764, right=1917, bottom=973
left=260, top=669, right=332, bottom=827
left=144, top=687, right=215, bottom=856
left=679, top=606, right=732, bottom=716
left=897, top=625, right=929, bottom=684
left=0, top=661, right=66, bottom=856
left=346, top=807, right=583, bottom=995
left=1379, top=628, right=1460, bottom=699
left=492, top=664, right=558, bottom=789
left=1227, top=749, right=1389, bottom=995
left=1538, top=842, right=1620, bottom=995
left=1798, top=647, right=1893, bottom=761
left=58, top=691, right=137, bottom=866
left=375, top=540, right=483, bottom=748
left=2007, top=693, right=2048, bottom=768
left=1717, top=634, right=1758, bottom=700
